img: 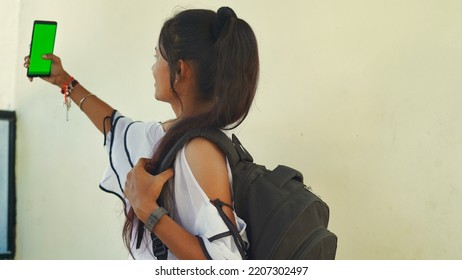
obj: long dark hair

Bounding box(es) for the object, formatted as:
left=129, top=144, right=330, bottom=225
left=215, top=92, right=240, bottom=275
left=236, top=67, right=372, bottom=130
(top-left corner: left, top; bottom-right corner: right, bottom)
left=122, top=7, right=259, bottom=256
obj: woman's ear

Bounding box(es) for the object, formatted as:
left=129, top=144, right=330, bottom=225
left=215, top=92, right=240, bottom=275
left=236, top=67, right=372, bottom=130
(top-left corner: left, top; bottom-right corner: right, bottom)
left=176, top=61, right=182, bottom=80
left=176, top=59, right=192, bottom=83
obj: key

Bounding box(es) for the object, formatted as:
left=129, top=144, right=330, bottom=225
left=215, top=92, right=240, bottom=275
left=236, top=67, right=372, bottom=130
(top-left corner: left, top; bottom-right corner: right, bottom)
left=64, top=96, right=71, bottom=121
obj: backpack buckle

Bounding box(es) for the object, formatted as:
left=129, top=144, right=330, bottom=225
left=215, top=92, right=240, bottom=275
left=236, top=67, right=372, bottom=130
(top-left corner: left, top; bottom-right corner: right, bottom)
left=151, top=233, right=168, bottom=260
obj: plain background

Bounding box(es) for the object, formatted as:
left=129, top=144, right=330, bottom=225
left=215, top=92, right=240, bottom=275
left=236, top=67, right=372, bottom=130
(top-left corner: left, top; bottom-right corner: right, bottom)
left=1, top=0, right=462, bottom=259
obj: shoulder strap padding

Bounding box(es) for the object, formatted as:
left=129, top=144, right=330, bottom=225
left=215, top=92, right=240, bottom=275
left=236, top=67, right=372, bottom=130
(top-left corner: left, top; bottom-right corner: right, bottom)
left=158, top=128, right=252, bottom=173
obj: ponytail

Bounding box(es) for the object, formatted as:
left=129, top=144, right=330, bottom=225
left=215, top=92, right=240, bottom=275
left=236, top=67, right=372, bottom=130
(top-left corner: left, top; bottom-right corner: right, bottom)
left=212, top=7, right=259, bottom=128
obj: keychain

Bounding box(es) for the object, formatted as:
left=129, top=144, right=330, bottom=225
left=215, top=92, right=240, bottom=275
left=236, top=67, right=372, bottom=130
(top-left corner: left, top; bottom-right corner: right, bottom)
left=61, top=77, right=79, bottom=122
left=64, top=94, right=71, bottom=121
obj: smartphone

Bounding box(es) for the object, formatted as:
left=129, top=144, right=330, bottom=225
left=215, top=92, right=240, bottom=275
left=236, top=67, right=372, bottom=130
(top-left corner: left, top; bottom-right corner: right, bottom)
left=27, top=20, right=57, bottom=77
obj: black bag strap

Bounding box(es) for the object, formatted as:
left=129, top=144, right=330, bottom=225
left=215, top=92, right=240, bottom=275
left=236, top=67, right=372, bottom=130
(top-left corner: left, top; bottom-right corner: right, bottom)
left=158, top=128, right=252, bottom=173
left=210, top=199, right=247, bottom=259
left=151, top=233, right=168, bottom=259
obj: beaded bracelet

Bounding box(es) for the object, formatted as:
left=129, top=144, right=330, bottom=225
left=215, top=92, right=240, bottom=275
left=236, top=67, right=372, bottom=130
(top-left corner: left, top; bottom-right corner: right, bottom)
left=60, top=76, right=75, bottom=94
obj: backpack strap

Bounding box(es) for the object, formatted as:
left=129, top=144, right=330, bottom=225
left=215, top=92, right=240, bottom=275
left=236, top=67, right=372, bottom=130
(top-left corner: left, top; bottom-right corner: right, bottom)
left=158, top=128, right=253, bottom=173
left=210, top=199, right=247, bottom=259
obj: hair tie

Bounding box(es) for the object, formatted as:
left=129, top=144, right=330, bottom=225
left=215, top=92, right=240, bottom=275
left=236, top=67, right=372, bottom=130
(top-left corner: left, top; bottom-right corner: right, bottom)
left=212, top=6, right=237, bottom=39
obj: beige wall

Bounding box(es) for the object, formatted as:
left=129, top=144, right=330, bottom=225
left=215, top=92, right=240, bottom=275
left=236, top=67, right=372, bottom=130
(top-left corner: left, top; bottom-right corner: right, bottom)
left=0, top=0, right=20, bottom=110
left=3, top=0, right=462, bottom=259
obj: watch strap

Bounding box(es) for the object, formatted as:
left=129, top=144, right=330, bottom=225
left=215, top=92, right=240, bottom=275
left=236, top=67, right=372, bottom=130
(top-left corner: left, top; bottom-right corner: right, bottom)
left=144, top=207, right=168, bottom=232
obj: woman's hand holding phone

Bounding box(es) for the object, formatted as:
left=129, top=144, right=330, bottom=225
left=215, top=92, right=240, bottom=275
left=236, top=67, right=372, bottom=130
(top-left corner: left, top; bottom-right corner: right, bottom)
left=24, top=54, right=71, bottom=88
left=24, top=54, right=70, bottom=87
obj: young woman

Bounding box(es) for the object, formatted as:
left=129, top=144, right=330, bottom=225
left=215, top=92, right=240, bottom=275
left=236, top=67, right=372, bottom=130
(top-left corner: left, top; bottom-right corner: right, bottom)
left=24, top=7, right=259, bottom=260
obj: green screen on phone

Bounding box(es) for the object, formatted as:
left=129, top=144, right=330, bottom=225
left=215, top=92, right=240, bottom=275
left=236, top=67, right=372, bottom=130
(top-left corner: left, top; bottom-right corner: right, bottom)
left=27, top=21, right=57, bottom=77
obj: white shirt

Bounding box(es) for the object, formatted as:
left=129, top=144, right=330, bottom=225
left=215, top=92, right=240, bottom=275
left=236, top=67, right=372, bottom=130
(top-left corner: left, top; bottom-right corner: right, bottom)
left=99, top=111, right=248, bottom=259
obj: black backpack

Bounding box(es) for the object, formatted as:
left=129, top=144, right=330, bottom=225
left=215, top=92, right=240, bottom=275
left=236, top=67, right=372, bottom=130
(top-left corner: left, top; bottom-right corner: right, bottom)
left=158, top=129, right=338, bottom=259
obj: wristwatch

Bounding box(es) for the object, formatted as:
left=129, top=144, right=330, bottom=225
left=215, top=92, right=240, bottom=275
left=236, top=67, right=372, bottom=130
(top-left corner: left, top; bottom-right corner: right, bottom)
left=144, top=207, right=168, bottom=232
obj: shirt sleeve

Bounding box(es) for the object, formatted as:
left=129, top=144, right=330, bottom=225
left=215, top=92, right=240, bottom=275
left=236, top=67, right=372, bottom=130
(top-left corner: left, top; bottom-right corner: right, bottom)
left=171, top=147, right=249, bottom=260
left=99, top=110, right=165, bottom=202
